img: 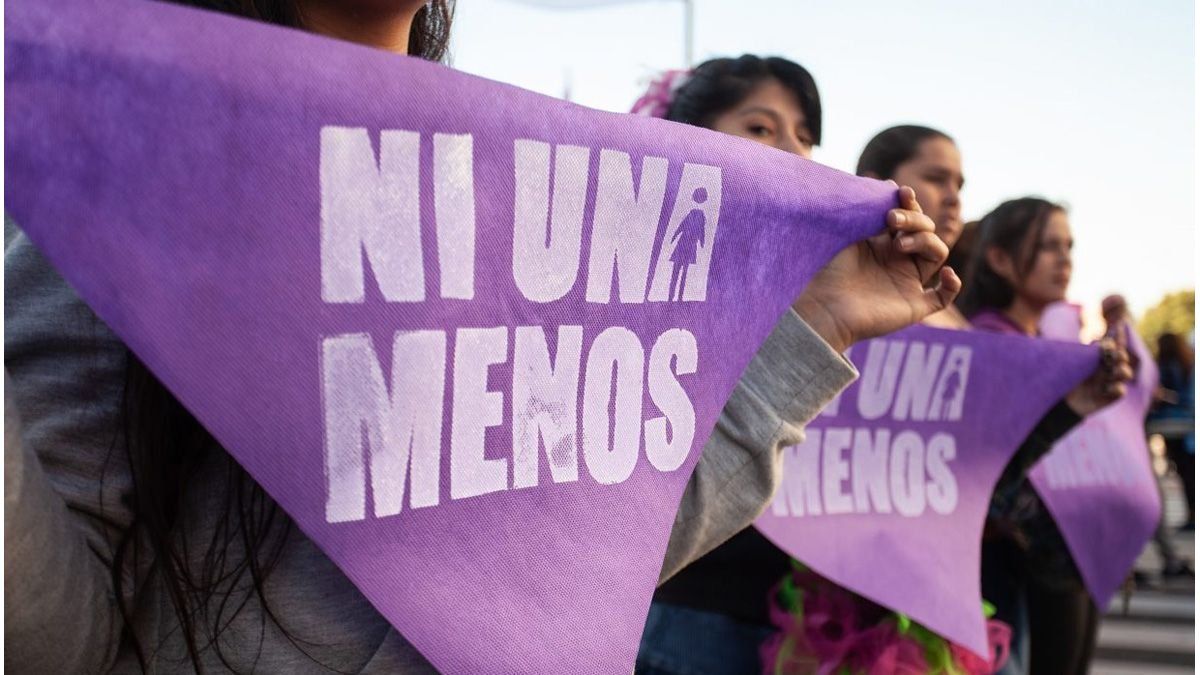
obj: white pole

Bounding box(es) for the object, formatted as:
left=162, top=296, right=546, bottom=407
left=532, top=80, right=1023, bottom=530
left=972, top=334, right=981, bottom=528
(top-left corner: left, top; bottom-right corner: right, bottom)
left=682, top=0, right=694, bottom=67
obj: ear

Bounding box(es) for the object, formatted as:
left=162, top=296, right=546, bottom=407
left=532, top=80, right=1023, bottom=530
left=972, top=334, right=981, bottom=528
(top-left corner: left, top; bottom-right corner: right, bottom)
left=984, top=245, right=1018, bottom=285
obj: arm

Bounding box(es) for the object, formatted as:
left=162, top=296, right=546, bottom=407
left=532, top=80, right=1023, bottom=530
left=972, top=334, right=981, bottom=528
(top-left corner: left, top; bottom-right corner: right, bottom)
left=5, top=390, right=126, bottom=674
left=994, top=400, right=1082, bottom=496
left=4, top=229, right=132, bottom=673
left=658, top=309, right=856, bottom=583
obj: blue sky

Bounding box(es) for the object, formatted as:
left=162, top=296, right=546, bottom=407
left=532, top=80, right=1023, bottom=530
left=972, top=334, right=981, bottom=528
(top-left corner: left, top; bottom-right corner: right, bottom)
left=450, top=0, right=1194, bottom=327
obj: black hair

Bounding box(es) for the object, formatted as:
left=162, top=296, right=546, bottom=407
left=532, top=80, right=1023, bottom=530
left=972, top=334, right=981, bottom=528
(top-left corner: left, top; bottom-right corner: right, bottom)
left=856, top=124, right=953, bottom=179
left=956, top=197, right=1065, bottom=318
left=666, top=54, right=822, bottom=144
left=945, top=219, right=979, bottom=280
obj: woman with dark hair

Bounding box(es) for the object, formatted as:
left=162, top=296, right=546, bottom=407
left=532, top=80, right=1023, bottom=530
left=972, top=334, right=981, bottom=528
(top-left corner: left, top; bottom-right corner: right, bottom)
left=1154, top=332, right=1195, bottom=528
left=5, top=29, right=958, bottom=675
left=634, top=56, right=825, bottom=675
left=635, top=56, right=960, bottom=674
left=660, top=55, right=824, bottom=156
left=957, top=198, right=1131, bottom=675
left=857, top=134, right=1135, bottom=674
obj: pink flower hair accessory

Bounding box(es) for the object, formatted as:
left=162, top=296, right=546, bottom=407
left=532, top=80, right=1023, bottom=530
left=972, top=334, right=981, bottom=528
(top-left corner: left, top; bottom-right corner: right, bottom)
left=630, top=68, right=692, bottom=118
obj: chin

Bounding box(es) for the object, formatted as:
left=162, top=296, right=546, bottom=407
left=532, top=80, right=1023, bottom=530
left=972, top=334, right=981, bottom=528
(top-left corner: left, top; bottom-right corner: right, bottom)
left=939, top=220, right=963, bottom=246
left=1042, top=291, right=1068, bottom=306
left=1027, top=289, right=1066, bottom=311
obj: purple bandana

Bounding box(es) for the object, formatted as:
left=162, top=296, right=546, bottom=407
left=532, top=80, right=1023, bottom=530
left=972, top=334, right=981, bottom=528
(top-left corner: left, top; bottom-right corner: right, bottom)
left=1031, top=304, right=1162, bottom=606
left=755, top=325, right=1098, bottom=656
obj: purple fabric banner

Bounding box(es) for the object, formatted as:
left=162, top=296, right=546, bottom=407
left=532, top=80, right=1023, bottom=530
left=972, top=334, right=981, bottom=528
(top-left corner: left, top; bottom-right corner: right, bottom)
left=1031, top=305, right=1162, bottom=607
left=754, top=325, right=1098, bottom=657
left=5, top=0, right=898, bottom=672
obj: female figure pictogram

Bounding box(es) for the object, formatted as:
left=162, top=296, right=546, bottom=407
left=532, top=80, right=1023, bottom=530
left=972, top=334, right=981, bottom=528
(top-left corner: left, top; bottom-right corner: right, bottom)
left=938, top=357, right=964, bottom=420
left=667, top=187, right=709, bottom=301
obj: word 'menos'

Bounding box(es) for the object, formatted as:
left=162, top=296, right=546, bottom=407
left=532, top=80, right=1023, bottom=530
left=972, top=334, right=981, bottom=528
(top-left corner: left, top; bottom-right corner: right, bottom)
left=771, top=339, right=974, bottom=518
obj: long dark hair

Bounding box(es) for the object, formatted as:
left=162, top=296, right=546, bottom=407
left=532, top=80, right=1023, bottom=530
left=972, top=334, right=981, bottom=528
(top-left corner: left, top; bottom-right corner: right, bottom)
left=666, top=54, right=822, bottom=143
left=855, top=124, right=952, bottom=179
left=945, top=219, right=979, bottom=280
left=111, top=2, right=453, bottom=672
left=955, top=197, right=1065, bottom=318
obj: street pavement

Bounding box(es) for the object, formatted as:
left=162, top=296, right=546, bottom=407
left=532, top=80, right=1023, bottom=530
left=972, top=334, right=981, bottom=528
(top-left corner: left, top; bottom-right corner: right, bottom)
left=1092, top=470, right=1194, bottom=674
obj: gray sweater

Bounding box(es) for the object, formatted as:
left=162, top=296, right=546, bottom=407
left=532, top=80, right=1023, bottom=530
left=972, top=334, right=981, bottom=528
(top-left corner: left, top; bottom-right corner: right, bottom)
left=4, top=229, right=856, bottom=674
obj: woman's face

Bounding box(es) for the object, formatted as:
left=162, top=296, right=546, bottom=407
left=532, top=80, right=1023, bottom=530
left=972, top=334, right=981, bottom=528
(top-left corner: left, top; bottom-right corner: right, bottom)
left=889, top=137, right=964, bottom=246
left=996, top=210, right=1074, bottom=309
left=709, top=78, right=815, bottom=159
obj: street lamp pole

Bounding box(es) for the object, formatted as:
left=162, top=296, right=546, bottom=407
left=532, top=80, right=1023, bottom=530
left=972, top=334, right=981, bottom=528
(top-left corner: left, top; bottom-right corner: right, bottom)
left=682, top=0, right=694, bottom=67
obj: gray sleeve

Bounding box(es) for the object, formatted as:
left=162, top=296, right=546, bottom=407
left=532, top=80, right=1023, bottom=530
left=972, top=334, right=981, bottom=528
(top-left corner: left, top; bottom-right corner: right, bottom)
left=4, top=231, right=131, bottom=674
left=658, top=309, right=857, bottom=583
left=5, top=387, right=125, bottom=674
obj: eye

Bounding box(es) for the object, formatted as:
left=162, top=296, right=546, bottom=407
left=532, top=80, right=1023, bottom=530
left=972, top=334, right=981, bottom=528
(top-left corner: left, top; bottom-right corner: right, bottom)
left=748, top=124, right=773, bottom=137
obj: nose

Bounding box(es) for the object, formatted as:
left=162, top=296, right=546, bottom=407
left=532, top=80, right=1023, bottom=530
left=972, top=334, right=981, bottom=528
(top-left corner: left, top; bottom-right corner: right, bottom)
left=945, top=181, right=961, bottom=208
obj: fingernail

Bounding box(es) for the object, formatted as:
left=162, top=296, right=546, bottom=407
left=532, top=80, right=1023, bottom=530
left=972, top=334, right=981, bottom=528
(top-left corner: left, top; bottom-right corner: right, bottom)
left=894, top=211, right=907, bottom=225
left=899, top=235, right=914, bottom=250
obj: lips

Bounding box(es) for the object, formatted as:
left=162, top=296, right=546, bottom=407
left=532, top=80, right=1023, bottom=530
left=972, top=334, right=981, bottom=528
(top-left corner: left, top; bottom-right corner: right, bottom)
left=940, top=216, right=963, bottom=238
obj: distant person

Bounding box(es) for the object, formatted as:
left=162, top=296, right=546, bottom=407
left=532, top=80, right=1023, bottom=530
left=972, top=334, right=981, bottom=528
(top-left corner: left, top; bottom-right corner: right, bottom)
left=960, top=197, right=1133, bottom=675
left=1152, top=331, right=1195, bottom=530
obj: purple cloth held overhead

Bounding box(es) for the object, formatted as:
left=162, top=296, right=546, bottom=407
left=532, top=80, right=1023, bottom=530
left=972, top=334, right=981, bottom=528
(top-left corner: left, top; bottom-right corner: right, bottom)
left=5, top=0, right=899, bottom=672
left=755, top=325, right=1098, bottom=657
left=1031, top=304, right=1162, bottom=607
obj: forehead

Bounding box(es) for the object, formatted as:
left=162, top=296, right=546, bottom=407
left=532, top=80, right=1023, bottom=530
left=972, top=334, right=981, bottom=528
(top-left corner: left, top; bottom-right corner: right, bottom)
left=910, top=136, right=962, bottom=170
left=733, top=79, right=807, bottom=123
left=1042, top=210, right=1072, bottom=238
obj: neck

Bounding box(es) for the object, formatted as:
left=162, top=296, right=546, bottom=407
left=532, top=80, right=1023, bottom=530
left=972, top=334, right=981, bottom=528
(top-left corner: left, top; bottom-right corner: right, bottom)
left=1002, top=297, right=1045, bottom=336
left=298, top=1, right=421, bottom=55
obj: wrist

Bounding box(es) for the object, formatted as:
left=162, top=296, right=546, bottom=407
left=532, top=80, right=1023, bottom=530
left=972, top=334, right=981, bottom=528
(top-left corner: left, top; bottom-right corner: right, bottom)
left=1063, top=388, right=1089, bottom=417
left=792, top=296, right=852, bottom=354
